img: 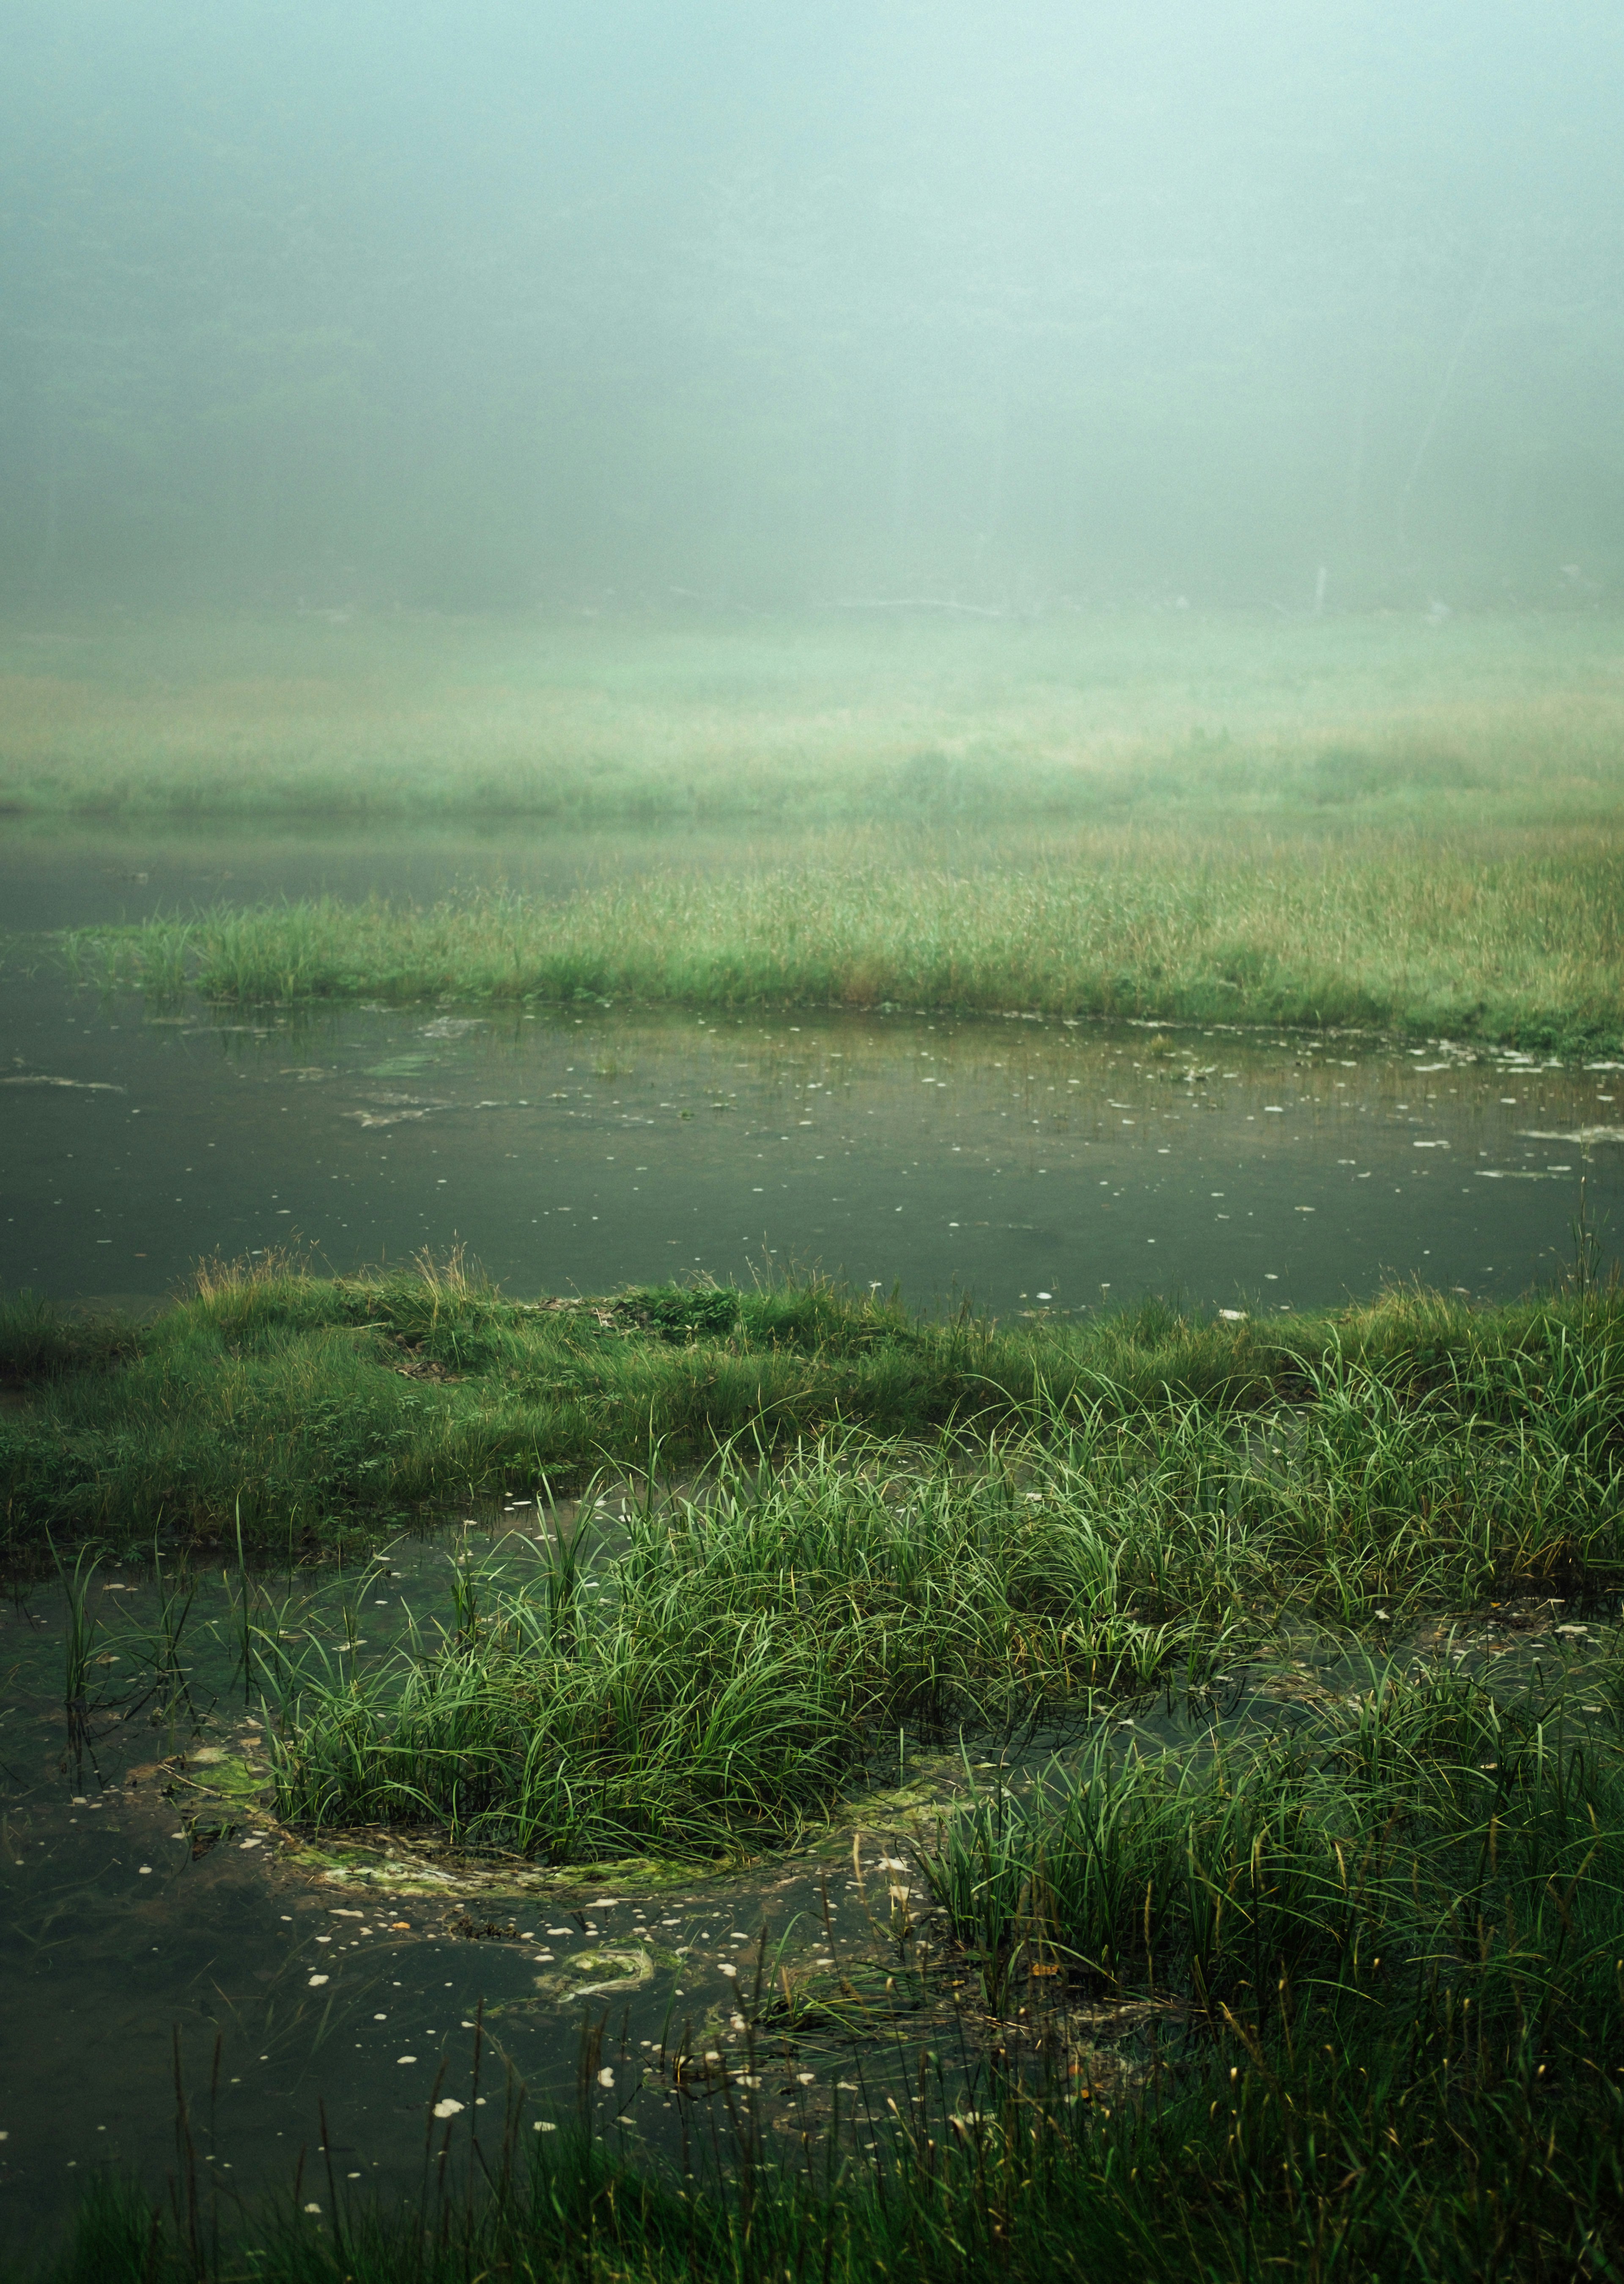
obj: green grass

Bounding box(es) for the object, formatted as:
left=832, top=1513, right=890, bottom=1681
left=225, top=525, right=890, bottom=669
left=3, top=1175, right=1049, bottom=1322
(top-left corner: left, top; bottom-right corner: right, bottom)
left=8, top=1256, right=1621, bottom=1861
left=265, top=1284, right=1624, bottom=1864
left=57, top=819, right=1624, bottom=1050
left=22, top=607, right=1624, bottom=1047
left=12, top=1259, right=1624, bottom=2277
left=5, top=606, right=1623, bottom=823
left=27, top=1660, right=1624, bottom=2280
left=918, top=1659, right=1624, bottom=2015
left=5, top=1259, right=1620, bottom=1565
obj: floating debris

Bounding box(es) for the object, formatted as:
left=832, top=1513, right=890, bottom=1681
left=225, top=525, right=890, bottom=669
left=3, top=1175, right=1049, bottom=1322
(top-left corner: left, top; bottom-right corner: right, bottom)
left=1518, top=1127, right=1624, bottom=1145
left=1, top=1074, right=125, bottom=1092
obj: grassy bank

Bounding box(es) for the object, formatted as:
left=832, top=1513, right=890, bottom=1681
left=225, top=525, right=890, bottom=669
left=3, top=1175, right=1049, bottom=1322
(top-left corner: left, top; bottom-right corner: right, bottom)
left=9, top=1254, right=1620, bottom=1864
left=4, top=607, right=1622, bottom=823
left=4, top=1261, right=1620, bottom=1566
left=58, top=819, right=1624, bottom=1049
left=27, top=607, right=1624, bottom=1047
left=30, top=1653, right=1624, bottom=2281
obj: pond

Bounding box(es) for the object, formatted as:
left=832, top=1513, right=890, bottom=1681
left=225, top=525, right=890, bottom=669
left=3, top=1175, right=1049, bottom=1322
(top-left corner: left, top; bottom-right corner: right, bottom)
left=4, top=821, right=1619, bottom=1319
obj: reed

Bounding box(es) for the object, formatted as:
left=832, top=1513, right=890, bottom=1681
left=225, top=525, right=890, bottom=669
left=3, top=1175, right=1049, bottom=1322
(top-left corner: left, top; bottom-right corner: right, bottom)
left=59, top=817, right=1624, bottom=1050
left=51, top=1536, right=100, bottom=1760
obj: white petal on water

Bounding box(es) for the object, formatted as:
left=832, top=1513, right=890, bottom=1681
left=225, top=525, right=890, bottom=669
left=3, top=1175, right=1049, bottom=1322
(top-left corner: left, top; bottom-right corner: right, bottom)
left=433, top=2099, right=465, bottom=2119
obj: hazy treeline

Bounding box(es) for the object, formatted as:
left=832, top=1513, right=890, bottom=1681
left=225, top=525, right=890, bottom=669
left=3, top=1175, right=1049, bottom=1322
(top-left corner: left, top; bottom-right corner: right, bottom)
left=3, top=0, right=1621, bottom=610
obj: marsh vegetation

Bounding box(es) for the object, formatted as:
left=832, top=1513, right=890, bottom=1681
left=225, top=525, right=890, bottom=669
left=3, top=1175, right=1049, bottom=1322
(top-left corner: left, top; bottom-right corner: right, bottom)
left=60, top=823, right=1623, bottom=1052
left=9, top=0, right=1624, bottom=2264
left=22, top=612, right=1618, bottom=1053
left=8, top=1256, right=1624, bottom=2280
left=5, top=611, right=1623, bottom=2268
left=5, top=1257, right=1618, bottom=1567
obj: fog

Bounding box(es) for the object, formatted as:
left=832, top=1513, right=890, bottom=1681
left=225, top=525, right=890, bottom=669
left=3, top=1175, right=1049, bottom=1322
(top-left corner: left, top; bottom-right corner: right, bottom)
left=3, top=0, right=1621, bottom=611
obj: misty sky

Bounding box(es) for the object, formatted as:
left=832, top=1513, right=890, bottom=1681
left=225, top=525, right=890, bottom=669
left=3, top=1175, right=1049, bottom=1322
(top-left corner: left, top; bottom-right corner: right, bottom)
left=3, top=1, right=1621, bottom=606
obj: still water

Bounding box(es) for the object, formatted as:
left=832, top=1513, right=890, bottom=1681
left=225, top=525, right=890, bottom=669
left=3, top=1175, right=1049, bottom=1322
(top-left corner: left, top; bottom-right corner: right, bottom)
left=3, top=971, right=1619, bottom=1319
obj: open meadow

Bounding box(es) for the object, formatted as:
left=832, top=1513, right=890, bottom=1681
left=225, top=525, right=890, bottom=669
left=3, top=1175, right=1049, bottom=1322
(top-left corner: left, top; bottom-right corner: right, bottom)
left=11, top=606, right=1621, bottom=1053
left=4, top=606, right=1622, bottom=827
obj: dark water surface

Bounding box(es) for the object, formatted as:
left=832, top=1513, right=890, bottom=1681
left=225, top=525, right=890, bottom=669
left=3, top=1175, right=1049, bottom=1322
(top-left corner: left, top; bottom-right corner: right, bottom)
left=3, top=967, right=1619, bottom=1318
